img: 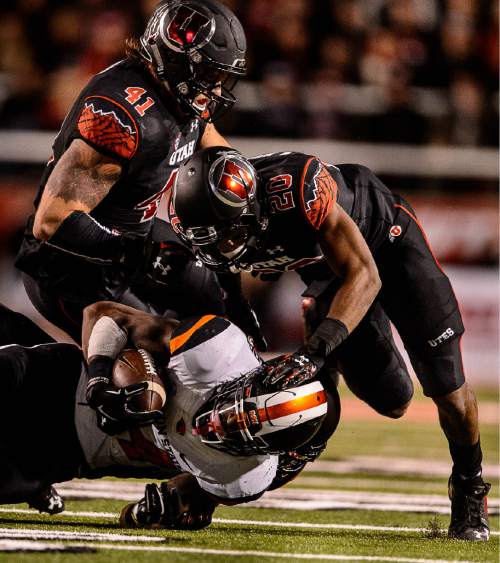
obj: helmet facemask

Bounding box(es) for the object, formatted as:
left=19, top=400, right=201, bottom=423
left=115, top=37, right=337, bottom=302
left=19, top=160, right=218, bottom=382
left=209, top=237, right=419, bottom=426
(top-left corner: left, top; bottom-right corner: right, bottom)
left=193, top=363, right=328, bottom=457
left=140, top=1, right=246, bottom=122
left=174, top=151, right=268, bottom=273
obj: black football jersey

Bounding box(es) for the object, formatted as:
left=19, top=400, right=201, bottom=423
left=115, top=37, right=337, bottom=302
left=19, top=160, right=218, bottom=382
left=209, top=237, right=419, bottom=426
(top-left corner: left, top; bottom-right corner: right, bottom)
left=244, top=152, right=398, bottom=276
left=35, top=58, right=206, bottom=234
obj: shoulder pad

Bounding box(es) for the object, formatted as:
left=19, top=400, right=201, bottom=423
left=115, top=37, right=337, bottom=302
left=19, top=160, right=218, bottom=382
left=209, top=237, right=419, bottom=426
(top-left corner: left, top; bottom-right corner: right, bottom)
left=299, top=158, right=338, bottom=230
left=77, top=95, right=139, bottom=160
left=170, top=315, right=230, bottom=357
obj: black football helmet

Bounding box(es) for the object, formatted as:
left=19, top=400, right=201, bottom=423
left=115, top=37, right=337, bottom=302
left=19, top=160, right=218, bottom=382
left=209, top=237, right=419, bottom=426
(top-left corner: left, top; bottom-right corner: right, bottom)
left=193, top=354, right=333, bottom=456
left=169, top=147, right=268, bottom=273
left=140, top=0, right=246, bottom=121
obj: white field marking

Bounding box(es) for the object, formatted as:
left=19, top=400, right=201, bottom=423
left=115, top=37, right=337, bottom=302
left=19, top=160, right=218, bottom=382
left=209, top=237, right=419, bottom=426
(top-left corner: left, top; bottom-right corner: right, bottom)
left=48, top=481, right=499, bottom=515
left=295, top=476, right=447, bottom=491
left=0, top=537, right=480, bottom=563
left=0, top=540, right=68, bottom=552
left=0, top=527, right=164, bottom=543
left=1, top=507, right=498, bottom=537
left=308, top=458, right=499, bottom=480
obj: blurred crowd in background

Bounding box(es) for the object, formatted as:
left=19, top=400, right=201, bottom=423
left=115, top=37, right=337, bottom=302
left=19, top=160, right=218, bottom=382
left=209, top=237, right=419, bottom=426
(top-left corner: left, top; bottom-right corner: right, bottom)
left=0, top=0, right=498, bottom=145
left=0, top=1, right=497, bottom=369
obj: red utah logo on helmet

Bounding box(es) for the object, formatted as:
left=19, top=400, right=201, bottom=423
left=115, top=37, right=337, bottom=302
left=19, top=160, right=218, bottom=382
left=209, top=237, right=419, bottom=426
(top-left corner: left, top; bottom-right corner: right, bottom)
left=210, top=155, right=257, bottom=206
left=163, top=5, right=214, bottom=51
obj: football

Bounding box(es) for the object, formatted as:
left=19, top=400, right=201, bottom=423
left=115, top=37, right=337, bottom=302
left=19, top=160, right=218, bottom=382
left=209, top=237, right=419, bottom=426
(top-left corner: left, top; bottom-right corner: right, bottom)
left=112, top=348, right=166, bottom=412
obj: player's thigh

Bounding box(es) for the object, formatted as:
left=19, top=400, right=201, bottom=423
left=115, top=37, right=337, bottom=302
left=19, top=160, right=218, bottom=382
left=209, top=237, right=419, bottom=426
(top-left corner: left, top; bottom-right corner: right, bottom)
left=377, top=199, right=465, bottom=397
left=335, top=302, right=414, bottom=415
left=0, top=303, right=54, bottom=347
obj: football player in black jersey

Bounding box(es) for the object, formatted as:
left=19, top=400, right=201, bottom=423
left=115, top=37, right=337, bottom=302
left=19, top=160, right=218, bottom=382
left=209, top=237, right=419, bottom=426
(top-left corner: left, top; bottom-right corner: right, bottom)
left=170, top=147, right=491, bottom=541
left=15, top=0, right=265, bottom=432
left=15, top=0, right=249, bottom=343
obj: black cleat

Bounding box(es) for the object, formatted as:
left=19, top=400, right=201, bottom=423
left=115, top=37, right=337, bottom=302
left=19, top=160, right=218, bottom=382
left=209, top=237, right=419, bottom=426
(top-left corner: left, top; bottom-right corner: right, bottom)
left=448, top=475, right=490, bottom=541
left=28, top=485, right=65, bottom=515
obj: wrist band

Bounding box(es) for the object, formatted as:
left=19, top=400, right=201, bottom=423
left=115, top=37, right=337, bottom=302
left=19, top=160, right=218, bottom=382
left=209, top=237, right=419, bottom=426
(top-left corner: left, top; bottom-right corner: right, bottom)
left=88, top=316, right=128, bottom=359
left=306, top=318, right=349, bottom=359
left=88, top=355, right=115, bottom=384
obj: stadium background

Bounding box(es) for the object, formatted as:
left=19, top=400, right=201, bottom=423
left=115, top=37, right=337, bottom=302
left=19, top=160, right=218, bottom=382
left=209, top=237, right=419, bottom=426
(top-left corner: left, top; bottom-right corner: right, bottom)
left=0, top=0, right=497, bottom=386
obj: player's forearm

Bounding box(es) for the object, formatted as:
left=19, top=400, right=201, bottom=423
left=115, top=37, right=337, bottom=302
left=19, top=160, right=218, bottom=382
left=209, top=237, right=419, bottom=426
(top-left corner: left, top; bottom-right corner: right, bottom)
left=82, top=301, right=130, bottom=360
left=326, top=263, right=381, bottom=332
left=33, top=139, right=121, bottom=240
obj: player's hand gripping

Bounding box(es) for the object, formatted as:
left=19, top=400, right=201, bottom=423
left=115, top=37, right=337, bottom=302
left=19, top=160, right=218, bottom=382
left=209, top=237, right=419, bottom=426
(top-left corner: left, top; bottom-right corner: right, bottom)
left=261, top=353, right=319, bottom=389
left=86, top=379, right=163, bottom=435
left=120, top=473, right=217, bottom=530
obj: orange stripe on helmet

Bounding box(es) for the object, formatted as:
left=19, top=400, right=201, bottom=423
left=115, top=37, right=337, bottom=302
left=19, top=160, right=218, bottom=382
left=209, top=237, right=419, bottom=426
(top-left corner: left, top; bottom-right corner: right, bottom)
left=169, top=315, right=216, bottom=354
left=257, top=390, right=327, bottom=422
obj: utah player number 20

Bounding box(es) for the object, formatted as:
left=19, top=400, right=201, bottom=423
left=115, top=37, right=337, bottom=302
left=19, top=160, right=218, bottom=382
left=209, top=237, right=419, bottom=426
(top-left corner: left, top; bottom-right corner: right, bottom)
left=266, top=174, right=295, bottom=213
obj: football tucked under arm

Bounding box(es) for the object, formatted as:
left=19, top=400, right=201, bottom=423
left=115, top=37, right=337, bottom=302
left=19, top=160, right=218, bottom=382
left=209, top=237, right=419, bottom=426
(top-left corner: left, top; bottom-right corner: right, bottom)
left=112, top=348, right=166, bottom=412
left=86, top=315, right=166, bottom=434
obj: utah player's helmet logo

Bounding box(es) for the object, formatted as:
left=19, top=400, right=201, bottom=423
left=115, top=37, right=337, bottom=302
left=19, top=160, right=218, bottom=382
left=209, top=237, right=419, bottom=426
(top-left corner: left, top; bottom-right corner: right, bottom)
left=164, top=5, right=214, bottom=51
left=209, top=154, right=257, bottom=208
left=140, top=0, right=246, bottom=123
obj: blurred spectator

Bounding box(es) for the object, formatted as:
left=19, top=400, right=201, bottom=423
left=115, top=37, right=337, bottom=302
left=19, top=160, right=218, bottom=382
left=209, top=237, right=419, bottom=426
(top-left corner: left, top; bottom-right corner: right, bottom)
left=0, top=0, right=496, bottom=144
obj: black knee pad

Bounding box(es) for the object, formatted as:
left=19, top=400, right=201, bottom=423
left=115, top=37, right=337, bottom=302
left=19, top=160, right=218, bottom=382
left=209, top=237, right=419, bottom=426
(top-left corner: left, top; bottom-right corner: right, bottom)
left=365, top=367, right=414, bottom=417
left=408, top=333, right=465, bottom=398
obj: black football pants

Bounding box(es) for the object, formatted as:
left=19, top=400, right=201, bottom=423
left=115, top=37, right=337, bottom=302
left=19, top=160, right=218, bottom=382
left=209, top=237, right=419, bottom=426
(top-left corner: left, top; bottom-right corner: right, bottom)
left=303, top=196, right=465, bottom=414
left=0, top=305, right=83, bottom=503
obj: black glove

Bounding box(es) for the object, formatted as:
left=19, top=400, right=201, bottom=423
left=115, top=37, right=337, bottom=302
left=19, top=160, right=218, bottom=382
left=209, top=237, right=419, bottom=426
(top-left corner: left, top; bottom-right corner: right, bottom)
left=86, top=378, right=164, bottom=435
left=120, top=474, right=216, bottom=530
left=261, top=352, right=319, bottom=389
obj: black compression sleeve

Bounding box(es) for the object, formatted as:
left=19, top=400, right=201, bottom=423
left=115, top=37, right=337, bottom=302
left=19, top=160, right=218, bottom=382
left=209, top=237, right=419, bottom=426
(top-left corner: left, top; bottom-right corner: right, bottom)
left=306, top=317, right=349, bottom=358
left=47, top=211, right=144, bottom=265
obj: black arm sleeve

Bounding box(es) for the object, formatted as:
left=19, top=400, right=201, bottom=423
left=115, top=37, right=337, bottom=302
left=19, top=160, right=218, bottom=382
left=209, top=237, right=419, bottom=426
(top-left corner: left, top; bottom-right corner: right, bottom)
left=47, top=211, right=145, bottom=267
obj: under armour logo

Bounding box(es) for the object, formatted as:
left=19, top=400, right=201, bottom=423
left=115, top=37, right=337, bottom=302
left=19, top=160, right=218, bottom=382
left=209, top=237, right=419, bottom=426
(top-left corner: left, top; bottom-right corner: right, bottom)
left=153, top=257, right=172, bottom=276
left=47, top=496, right=64, bottom=511
left=267, top=246, right=284, bottom=255
left=190, top=120, right=199, bottom=132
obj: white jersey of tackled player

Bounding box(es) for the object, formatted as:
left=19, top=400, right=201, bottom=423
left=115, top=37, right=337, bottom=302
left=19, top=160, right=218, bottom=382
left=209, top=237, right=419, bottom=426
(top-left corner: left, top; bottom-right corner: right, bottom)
left=75, top=316, right=279, bottom=500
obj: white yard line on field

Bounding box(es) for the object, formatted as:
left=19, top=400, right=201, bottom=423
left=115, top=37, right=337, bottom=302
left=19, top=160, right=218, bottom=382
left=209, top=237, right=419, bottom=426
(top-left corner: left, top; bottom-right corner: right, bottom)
left=0, top=527, right=164, bottom=543
left=0, top=538, right=479, bottom=562
left=1, top=507, right=498, bottom=536
left=50, top=481, right=500, bottom=515
left=308, top=458, right=499, bottom=479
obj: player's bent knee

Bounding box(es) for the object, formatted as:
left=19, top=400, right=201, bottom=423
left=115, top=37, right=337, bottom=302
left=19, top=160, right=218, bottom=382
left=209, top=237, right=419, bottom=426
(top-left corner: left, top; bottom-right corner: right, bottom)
left=409, top=335, right=465, bottom=398
left=377, top=399, right=412, bottom=419
left=364, top=367, right=414, bottom=419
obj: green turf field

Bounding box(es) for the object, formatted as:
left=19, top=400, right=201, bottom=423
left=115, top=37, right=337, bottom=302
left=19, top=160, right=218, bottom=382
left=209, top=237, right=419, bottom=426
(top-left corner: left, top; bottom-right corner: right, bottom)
left=1, top=383, right=498, bottom=562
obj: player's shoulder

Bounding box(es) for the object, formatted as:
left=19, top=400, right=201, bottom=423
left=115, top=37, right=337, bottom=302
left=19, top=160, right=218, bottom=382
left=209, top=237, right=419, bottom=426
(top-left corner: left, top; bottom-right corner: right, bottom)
left=169, top=315, right=231, bottom=357
left=250, top=151, right=313, bottom=175
left=75, top=59, right=179, bottom=161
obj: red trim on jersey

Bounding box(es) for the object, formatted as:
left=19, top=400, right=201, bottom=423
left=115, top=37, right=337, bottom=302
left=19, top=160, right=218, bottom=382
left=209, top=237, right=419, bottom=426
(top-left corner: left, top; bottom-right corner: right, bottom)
left=78, top=95, right=139, bottom=159
left=299, top=158, right=337, bottom=230
left=394, top=203, right=445, bottom=274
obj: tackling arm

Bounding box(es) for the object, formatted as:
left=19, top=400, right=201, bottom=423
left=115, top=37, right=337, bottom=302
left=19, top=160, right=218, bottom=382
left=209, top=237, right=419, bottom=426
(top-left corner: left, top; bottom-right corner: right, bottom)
left=32, top=140, right=147, bottom=267
left=300, top=203, right=381, bottom=367
left=318, top=204, right=381, bottom=332
left=34, top=139, right=121, bottom=240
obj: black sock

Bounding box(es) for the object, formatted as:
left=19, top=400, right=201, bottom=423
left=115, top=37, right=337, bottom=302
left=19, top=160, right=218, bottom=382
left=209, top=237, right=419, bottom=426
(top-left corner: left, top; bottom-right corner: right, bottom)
left=449, top=439, right=483, bottom=480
